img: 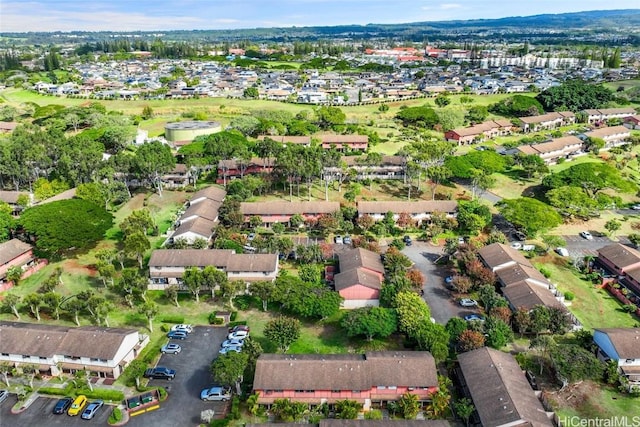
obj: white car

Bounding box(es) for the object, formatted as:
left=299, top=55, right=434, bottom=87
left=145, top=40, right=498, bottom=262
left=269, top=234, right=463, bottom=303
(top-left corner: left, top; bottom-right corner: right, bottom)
left=510, top=242, right=522, bottom=250
left=631, top=204, right=640, bottom=210
left=171, top=324, right=193, bottom=333
left=555, top=247, right=569, bottom=257
left=579, top=231, right=593, bottom=240
left=219, top=345, right=243, bottom=355
left=459, top=298, right=478, bottom=307
left=221, top=338, right=245, bottom=348
left=227, top=330, right=249, bottom=340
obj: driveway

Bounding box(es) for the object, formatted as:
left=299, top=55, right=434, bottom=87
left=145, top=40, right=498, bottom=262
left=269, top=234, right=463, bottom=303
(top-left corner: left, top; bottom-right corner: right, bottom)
left=402, top=241, right=472, bottom=324
left=127, top=325, right=229, bottom=427
left=0, top=394, right=111, bottom=426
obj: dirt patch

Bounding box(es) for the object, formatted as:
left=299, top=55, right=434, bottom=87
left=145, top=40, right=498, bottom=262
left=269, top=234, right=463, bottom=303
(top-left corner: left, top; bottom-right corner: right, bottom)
left=549, top=380, right=608, bottom=417
left=62, top=258, right=97, bottom=276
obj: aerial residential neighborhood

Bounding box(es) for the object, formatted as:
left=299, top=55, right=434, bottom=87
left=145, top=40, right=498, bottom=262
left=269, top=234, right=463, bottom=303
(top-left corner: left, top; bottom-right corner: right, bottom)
left=0, top=3, right=639, bottom=427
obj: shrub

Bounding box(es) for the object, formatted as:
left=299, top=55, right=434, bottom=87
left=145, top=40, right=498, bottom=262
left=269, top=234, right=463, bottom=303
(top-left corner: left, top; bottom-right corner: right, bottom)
left=230, top=311, right=238, bottom=322
left=538, top=266, right=552, bottom=278
left=108, top=407, right=123, bottom=424
left=77, top=387, right=125, bottom=402
left=159, top=315, right=185, bottom=324
left=233, top=295, right=252, bottom=310
left=38, top=384, right=74, bottom=396
left=158, top=386, right=168, bottom=401
left=208, top=312, right=225, bottom=325
left=160, top=324, right=170, bottom=332
left=210, top=419, right=231, bottom=427
left=228, top=320, right=247, bottom=328
left=622, top=304, right=638, bottom=313
left=230, top=396, right=241, bottom=419
left=564, top=291, right=575, bottom=301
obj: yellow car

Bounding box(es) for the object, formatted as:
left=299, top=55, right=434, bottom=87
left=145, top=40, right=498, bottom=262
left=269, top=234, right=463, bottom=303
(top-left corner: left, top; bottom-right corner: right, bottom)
left=67, top=395, right=87, bottom=416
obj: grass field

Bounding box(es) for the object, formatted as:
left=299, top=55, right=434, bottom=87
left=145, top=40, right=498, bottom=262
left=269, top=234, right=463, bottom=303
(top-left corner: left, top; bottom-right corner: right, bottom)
left=532, top=259, right=640, bottom=330
left=551, top=381, right=640, bottom=420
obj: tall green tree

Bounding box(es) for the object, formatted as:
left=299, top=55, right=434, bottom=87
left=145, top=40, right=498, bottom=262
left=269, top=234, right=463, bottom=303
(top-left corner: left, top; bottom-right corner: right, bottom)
left=264, top=316, right=301, bottom=353
left=211, top=351, right=249, bottom=395
left=340, top=306, right=398, bottom=341
left=133, top=141, right=176, bottom=196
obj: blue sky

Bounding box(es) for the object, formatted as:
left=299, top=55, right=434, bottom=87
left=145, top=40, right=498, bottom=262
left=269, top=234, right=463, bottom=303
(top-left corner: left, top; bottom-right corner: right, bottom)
left=1, top=0, right=639, bottom=32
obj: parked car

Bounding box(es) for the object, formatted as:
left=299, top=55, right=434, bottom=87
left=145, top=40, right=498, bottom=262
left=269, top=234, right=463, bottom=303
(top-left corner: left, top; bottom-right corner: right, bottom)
left=52, top=397, right=73, bottom=414
left=464, top=314, right=485, bottom=322
left=161, top=343, right=182, bottom=354
left=227, top=330, right=249, bottom=340
left=555, top=247, right=569, bottom=257
left=334, top=235, right=343, bottom=244
left=219, top=345, right=243, bottom=355
left=247, top=232, right=256, bottom=241
left=200, top=386, right=232, bottom=401
left=403, top=235, right=412, bottom=246
left=631, top=204, right=640, bottom=210
left=170, top=324, right=193, bottom=333
left=81, top=400, right=104, bottom=420
left=221, top=338, right=245, bottom=348
left=67, top=395, right=88, bottom=416
left=343, top=235, right=352, bottom=245
left=579, top=231, right=593, bottom=240
left=510, top=242, right=522, bottom=250
left=513, top=231, right=526, bottom=241
left=459, top=298, right=478, bottom=307
left=0, top=389, right=8, bottom=405
left=167, top=331, right=188, bottom=340
left=228, top=325, right=250, bottom=334
left=144, top=367, right=176, bottom=380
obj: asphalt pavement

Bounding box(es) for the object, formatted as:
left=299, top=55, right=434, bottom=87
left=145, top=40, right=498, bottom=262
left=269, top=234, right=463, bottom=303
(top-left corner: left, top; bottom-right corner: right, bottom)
left=402, top=241, right=475, bottom=324
left=0, top=394, right=111, bottom=427
left=127, top=325, right=229, bottom=427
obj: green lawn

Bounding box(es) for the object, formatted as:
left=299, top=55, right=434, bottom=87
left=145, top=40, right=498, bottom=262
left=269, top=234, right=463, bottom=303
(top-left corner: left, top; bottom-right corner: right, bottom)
left=552, top=382, right=640, bottom=419
left=532, top=261, right=640, bottom=330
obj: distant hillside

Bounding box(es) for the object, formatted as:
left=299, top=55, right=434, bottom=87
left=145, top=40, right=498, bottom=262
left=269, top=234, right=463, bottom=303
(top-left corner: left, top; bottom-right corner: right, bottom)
left=1, top=9, right=640, bottom=45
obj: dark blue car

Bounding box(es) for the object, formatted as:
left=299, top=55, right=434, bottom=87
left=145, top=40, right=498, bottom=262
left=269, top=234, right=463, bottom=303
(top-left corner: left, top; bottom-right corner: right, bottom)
left=53, top=397, right=73, bottom=414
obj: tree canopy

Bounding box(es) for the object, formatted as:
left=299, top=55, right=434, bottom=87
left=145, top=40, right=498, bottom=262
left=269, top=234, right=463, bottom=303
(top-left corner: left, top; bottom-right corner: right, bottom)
left=535, top=79, right=614, bottom=112
left=542, top=162, right=636, bottom=197
left=497, top=198, right=562, bottom=237
left=19, top=199, right=113, bottom=256
left=489, top=95, right=544, bottom=117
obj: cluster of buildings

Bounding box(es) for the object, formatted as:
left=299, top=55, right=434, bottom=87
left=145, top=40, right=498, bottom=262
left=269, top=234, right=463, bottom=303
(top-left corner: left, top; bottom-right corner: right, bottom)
left=25, top=41, right=638, bottom=105
left=477, top=243, right=568, bottom=314
left=444, top=107, right=637, bottom=165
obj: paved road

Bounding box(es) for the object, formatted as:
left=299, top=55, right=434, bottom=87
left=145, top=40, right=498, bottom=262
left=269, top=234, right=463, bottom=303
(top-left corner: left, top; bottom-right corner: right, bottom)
left=562, top=234, right=614, bottom=258
left=402, top=241, right=474, bottom=325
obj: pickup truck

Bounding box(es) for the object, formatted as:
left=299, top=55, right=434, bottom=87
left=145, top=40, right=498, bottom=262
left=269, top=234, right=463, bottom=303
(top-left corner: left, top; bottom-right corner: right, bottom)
left=144, top=367, right=176, bottom=380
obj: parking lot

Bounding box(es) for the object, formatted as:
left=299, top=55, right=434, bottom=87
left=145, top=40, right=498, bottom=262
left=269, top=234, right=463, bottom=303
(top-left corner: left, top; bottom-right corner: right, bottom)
left=561, top=233, right=615, bottom=258
left=0, top=394, right=111, bottom=426
left=402, top=241, right=474, bottom=324
left=0, top=325, right=229, bottom=427
left=127, top=325, right=229, bottom=427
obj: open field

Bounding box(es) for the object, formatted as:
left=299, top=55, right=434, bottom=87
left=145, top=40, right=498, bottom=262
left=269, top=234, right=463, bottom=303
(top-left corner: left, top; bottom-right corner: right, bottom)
left=532, top=258, right=640, bottom=330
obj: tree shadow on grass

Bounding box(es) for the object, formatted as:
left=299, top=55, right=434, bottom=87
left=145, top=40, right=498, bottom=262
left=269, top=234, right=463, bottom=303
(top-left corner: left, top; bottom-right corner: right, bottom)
left=124, top=313, right=147, bottom=328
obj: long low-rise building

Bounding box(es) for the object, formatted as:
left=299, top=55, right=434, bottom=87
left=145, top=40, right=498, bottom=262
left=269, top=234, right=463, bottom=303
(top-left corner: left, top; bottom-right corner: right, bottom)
left=517, top=135, right=585, bottom=165
left=148, top=249, right=279, bottom=289
left=582, top=125, right=631, bottom=151
left=357, top=201, right=457, bottom=226
left=240, top=201, right=341, bottom=227
left=0, top=321, right=148, bottom=379
left=253, top=351, right=439, bottom=408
